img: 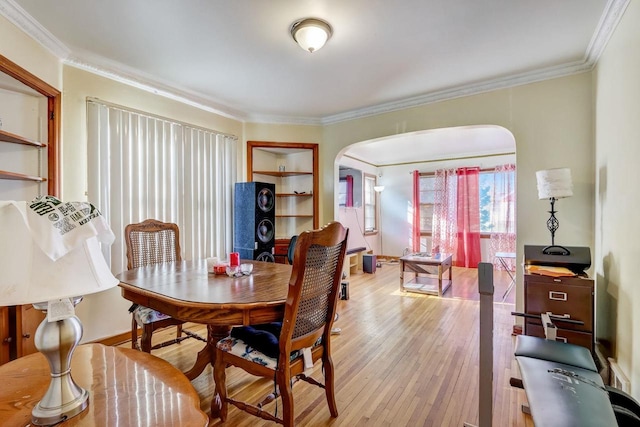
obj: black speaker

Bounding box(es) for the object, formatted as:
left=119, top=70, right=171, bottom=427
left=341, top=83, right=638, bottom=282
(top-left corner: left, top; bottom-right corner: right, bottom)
left=234, top=182, right=275, bottom=261
left=236, top=247, right=276, bottom=263
left=363, top=254, right=377, bottom=273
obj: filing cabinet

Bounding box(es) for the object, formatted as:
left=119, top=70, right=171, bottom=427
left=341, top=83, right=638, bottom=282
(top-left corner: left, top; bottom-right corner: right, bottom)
left=523, top=270, right=594, bottom=352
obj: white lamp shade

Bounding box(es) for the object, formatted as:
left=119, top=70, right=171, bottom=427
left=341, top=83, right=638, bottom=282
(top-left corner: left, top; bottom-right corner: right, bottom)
left=291, top=18, right=332, bottom=53
left=536, top=168, right=573, bottom=199
left=0, top=200, right=118, bottom=305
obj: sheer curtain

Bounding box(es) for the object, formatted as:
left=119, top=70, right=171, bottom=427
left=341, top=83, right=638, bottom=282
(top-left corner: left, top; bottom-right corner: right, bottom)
left=455, top=167, right=481, bottom=268
left=412, top=170, right=421, bottom=252
left=489, top=164, right=516, bottom=270
left=432, top=168, right=457, bottom=256
left=87, top=99, right=237, bottom=274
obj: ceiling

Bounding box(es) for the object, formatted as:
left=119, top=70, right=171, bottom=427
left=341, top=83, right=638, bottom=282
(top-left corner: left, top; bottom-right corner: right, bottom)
left=0, top=0, right=626, bottom=165
left=2, top=0, right=624, bottom=125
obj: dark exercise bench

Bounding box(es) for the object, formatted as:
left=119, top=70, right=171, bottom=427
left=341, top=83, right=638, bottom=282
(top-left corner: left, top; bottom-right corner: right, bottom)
left=512, top=335, right=640, bottom=426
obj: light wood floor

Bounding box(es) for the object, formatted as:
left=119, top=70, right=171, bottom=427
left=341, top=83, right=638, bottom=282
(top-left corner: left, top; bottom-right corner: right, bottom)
left=119, top=264, right=531, bottom=426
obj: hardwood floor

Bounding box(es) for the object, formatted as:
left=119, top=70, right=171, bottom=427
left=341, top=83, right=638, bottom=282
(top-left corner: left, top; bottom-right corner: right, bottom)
left=118, top=264, right=531, bottom=426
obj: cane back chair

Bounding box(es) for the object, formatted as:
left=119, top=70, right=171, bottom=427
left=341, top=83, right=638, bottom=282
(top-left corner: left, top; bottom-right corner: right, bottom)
left=125, top=219, right=204, bottom=352
left=211, top=221, right=348, bottom=426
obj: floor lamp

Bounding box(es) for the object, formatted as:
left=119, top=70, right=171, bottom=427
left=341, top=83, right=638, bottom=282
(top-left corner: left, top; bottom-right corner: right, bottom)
left=0, top=198, right=118, bottom=426
left=374, top=185, right=385, bottom=259
left=535, top=168, right=573, bottom=255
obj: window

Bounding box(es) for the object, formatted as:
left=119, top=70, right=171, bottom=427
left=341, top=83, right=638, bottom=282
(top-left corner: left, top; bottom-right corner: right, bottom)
left=338, top=175, right=354, bottom=207
left=363, top=174, right=377, bottom=232
left=419, top=168, right=515, bottom=234
left=87, top=100, right=237, bottom=274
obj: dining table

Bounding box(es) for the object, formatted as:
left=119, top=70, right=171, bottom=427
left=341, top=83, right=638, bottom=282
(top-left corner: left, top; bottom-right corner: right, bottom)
left=117, top=259, right=292, bottom=381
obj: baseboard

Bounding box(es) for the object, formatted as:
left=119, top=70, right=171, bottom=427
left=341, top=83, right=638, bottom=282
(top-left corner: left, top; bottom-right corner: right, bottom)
left=92, top=330, right=134, bottom=347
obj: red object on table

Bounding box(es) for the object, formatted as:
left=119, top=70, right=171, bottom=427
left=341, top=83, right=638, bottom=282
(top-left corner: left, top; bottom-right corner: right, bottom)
left=230, top=252, right=240, bottom=267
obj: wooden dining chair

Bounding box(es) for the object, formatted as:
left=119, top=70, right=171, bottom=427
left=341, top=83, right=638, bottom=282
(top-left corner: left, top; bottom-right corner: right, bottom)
left=125, top=219, right=204, bottom=352
left=211, top=222, right=348, bottom=426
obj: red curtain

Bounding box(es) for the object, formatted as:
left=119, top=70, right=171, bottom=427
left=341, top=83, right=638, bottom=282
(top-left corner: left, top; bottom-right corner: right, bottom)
left=412, top=170, right=421, bottom=252
left=455, top=167, right=481, bottom=268
left=346, top=174, right=354, bottom=207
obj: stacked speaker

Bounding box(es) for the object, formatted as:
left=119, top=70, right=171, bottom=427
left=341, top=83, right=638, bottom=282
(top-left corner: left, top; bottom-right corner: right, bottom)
left=233, top=182, right=276, bottom=262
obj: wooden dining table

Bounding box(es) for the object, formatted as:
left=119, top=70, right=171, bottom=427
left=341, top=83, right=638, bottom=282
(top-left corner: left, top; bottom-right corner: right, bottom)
left=117, top=259, right=292, bottom=381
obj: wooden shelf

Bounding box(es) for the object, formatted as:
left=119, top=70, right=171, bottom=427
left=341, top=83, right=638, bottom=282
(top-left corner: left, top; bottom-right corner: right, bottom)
left=253, top=170, right=312, bottom=178
left=276, top=193, right=312, bottom=197
left=0, top=129, right=45, bottom=147
left=0, top=170, right=46, bottom=182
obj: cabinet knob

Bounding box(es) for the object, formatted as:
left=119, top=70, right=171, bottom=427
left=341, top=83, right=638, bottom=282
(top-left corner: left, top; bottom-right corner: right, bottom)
left=2, top=337, right=12, bottom=343
left=22, top=333, right=30, bottom=339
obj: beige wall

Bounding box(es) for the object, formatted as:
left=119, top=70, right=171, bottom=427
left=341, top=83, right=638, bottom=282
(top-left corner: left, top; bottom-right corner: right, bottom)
left=323, top=74, right=595, bottom=312
left=0, top=15, right=61, bottom=89
left=594, top=1, right=640, bottom=398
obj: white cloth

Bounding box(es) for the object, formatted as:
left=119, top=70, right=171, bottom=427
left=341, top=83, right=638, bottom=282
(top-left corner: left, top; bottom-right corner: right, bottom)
left=0, top=199, right=118, bottom=305
left=25, top=195, right=115, bottom=261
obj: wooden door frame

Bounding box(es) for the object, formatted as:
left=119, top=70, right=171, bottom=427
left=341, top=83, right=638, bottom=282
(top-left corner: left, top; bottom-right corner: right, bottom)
left=0, top=54, right=61, bottom=196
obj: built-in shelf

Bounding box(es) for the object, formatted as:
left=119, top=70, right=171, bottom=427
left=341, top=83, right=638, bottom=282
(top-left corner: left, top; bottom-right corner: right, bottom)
left=254, top=170, right=313, bottom=178
left=248, top=141, right=319, bottom=264
left=0, top=170, right=46, bottom=182
left=276, top=193, right=312, bottom=197
left=0, top=129, right=45, bottom=147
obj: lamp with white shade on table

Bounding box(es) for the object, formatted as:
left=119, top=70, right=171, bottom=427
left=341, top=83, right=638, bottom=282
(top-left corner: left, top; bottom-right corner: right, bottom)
left=535, top=168, right=573, bottom=256
left=0, top=197, right=118, bottom=426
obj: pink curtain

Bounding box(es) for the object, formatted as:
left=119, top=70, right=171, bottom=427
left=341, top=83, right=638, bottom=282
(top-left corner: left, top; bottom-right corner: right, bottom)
left=412, top=170, right=421, bottom=252
left=489, top=164, right=516, bottom=270
left=455, top=167, right=481, bottom=268
left=346, top=174, right=354, bottom=208
left=432, top=168, right=457, bottom=256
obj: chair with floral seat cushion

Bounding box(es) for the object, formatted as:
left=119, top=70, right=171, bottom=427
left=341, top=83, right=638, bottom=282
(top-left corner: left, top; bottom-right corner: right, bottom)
left=211, top=221, right=348, bottom=426
left=125, top=219, right=204, bottom=352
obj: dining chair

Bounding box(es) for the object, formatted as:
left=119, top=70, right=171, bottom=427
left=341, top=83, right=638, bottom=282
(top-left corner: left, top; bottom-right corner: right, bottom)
left=211, top=221, right=348, bottom=426
left=125, top=219, right=204, bottom=352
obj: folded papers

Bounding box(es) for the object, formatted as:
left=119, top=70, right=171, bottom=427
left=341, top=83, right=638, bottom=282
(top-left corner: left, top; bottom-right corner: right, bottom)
left=527, top=265, right=576, bottom=277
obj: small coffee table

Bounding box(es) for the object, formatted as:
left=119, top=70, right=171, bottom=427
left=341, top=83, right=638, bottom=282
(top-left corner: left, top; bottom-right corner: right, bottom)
left=400, top=253, right=453, bottom=297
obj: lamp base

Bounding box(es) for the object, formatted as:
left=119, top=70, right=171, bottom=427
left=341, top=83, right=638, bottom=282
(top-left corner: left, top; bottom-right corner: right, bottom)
left=32, top=298, right=89, bottom=426
left=542, top=244, right=571, bottom=256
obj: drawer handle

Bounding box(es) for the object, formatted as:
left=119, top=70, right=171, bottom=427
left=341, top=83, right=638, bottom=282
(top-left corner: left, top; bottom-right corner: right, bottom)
left=549, top=291, right=567, bottom=301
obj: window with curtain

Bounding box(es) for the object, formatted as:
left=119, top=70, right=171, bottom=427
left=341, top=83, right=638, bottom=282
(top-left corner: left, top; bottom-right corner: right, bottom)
left=419, top=168, right=516, bottom=234
left=363, top=174, right=377, bottom=232
left=87, top=99, right=238, bottom=274
left=488, top=164, right=516, bottom=269
left=417, top=165, right=516, bottom=267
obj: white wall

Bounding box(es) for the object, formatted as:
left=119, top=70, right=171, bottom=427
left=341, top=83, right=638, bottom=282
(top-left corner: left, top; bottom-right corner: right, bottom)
left=336, top=156, right=380, bottom=253
left=593, top=1, right=640, bottom=398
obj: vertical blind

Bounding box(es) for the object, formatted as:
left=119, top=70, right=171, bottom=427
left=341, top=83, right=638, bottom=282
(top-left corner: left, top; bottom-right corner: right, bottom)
left=87, top=100, right=237, bottom=274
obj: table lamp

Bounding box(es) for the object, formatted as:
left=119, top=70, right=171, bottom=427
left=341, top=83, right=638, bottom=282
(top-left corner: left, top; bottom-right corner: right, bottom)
left=535, top=168, right=573, bottom=255
left=0, top=197, right=118, bottom=426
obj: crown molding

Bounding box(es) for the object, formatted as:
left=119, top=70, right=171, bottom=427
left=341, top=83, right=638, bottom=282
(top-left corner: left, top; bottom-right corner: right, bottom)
left=0, top=0, right=70, bottom=59
left=585, top=0, right=629, bottom=64
left=1, top=0, right=628, bottom=127
left=65, top=54, right=246, bottom=121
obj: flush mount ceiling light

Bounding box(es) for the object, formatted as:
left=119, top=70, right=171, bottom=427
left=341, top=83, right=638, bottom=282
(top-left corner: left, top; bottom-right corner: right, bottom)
left=290, top=18, right=332, bottom=53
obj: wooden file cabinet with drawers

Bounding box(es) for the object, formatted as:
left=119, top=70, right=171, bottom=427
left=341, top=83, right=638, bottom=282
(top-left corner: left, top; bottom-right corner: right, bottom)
left=523, top=270, right=594, bottom=352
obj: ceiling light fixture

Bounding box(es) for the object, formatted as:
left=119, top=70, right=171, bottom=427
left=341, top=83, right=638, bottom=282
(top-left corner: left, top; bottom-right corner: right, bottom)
left=290, top=18, right=332, bottom=53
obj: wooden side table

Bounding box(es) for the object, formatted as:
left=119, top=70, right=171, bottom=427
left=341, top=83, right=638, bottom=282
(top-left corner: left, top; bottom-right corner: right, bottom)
left=399, top=253, right=453, bottom=297
left=0, top=343, right=208, bottom=426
